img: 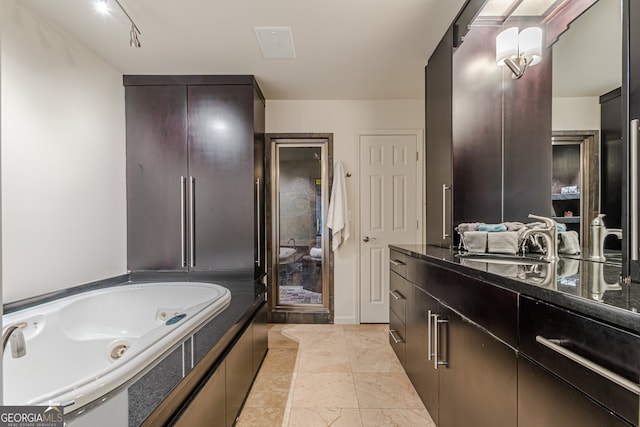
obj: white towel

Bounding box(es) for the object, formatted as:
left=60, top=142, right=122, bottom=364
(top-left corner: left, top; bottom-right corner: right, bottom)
left=327, top=161, right=350, bottom=251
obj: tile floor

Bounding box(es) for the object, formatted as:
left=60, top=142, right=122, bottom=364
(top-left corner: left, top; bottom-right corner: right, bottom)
left=236, top=324, right=435, bottom=427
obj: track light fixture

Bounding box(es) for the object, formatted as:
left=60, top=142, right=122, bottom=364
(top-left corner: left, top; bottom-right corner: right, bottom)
left=96, top=0, right=142, bottom=48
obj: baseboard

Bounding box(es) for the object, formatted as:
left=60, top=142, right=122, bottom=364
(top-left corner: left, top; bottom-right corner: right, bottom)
left=333, top=316, right=358, bottom=325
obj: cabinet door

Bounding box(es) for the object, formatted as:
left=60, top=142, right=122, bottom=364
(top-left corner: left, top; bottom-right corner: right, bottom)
left=438, top=305, right=517, bottom=427
left=126, top=85, right=188, bottom=270
left=252, top=302, right=268, bottom=375
left=188, top=85, right=255, bottom=271
left=405, top=286, right=440, bottom=425
left=226, top=324, right=254, bottom=427
left=518, top=357, right=628, bottom=427
left=426, top=27, right=453, bottom=247
left=173, top=360, right=226, bottom=427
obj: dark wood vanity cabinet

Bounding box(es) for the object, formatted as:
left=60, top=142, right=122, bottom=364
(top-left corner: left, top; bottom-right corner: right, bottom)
left=518, top=356, right=629, bottom=427
left=391, top=250, right=518, bottom=427
left=124, top=76, right=265, bottom=278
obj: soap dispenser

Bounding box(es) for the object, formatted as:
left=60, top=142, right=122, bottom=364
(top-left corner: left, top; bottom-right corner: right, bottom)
left=589, top=214, right=607, bottom=262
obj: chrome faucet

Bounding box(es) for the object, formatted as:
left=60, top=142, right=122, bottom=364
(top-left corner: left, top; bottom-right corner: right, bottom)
left=521, top=214, right=559, bottom=262
left=589, top=214, right=622, bottom=262
left=287, top=238, right=296, bottom=248
left=2, top=322, right=27, bottom=358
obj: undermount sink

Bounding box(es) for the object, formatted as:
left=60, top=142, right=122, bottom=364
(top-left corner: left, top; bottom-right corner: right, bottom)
left=456, top=253, right=548, bottom=266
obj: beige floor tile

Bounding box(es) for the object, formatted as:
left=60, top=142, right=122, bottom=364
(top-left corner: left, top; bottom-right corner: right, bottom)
left=236, top=407, right=285, bottom=427
left=288, top=408, right=363, bottom=427
left=244, top=372, right=294, bottom=408
left=298, top=348, right=351, bottom=373
left=345, top=330, right=392, bottom=349
left=348, top=345, right=404, bottom=373
left=342, top=324, right=389, bottom=332
left=360, top=408, right=436, bottom=426
left=259, top=348, right=299, bottom=373
left=269, top=328, right=302, bottom=349
left=292, top=373, right=359, bottom=408
left=300, top=331, right=347, bottom=353
left=353, top=373, right=424, bottom=409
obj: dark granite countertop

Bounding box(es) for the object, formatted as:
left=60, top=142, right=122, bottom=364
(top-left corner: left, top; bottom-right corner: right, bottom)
left=390, top=244, right=640, bottom=335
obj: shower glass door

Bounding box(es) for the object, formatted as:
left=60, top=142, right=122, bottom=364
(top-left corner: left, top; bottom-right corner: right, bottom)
left=274, top=141, right=328, bottom=307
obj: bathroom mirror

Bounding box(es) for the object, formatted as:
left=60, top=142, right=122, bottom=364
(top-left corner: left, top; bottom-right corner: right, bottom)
left=549, top=0, right=623, bottom=260
left=470, top=0, right=623, bottom=262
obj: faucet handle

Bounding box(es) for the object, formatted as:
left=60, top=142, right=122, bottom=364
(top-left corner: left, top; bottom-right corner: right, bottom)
left=528, top=214, right=556, bottom=228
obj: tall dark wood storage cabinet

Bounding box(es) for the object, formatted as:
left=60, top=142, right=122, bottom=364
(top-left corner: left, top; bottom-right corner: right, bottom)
left=124, top=76, right=265, bottom=278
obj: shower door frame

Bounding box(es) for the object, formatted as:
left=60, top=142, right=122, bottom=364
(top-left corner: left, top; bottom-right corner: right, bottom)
left=268, top=135, right=333, bottom=318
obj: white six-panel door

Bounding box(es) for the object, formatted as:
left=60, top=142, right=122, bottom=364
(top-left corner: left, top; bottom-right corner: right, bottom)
left=359, top=132, right=421, bottom=323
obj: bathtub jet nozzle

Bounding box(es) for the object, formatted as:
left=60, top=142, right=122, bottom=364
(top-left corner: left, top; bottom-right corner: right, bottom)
left=2, top=324, right=27, bottom=359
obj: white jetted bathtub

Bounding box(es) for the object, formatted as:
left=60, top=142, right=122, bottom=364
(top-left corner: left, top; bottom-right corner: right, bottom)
left=2, top=281, right=231, bottom=413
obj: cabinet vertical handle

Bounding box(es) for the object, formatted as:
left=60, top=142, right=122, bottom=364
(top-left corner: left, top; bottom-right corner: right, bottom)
left=433, top=314, right=449, bottom=370
left=189, top=176, right=195, bottom=268
left=427, top=309, right=433, bottom=361
left=631, top=119, right=639, bottom=260
left=255, top=178, right=261, bottom=267
left=180, top=176, right=187, bottom=267
left=442, top=184, right=451, bottom=240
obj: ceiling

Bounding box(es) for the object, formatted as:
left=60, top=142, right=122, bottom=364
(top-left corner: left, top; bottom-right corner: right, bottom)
left=21, top=0, right=467, bottom=100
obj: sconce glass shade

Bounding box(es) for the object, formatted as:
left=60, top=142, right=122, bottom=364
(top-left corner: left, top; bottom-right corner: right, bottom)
left=518, top=27, right=542, bottom=65
left=496, top=27, right=519, bottom=65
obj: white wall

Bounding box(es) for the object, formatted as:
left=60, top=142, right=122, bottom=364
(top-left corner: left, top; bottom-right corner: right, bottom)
left=267, top=100, right=424, bottom=324
left=552, top=96, right=600, bottom=131
left=1, top=0, right=127, bottom=302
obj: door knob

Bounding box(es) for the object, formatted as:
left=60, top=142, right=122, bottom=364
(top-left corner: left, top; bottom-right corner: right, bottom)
left=363, top=236, right=376, bottom=242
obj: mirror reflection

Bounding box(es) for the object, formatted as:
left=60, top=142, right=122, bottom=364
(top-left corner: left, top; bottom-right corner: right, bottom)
left=550, top=0, right=622, bottom=261
left=471, top=0, right=623, bottom=263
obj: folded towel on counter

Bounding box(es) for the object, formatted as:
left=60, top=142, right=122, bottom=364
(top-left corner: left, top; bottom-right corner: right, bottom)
left=456, top=222, right=483, bottom=233
left=461, top=231, right=487, bottom=253
left=503, top=222, right=525, bottom=231
left=478, top=223, right=507, bottom=232
left=487, top=231, right=519, bottom=255
left=310, top=247, right=322, bottom=258
left=558, top=230, right=581, bottom=255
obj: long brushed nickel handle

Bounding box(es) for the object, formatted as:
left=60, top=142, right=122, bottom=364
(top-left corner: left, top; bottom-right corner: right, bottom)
left=631, top=119, right=639, bottom=261
left=181, top=176, right=187, bottom=267
left=427, top=310, right=433, bottom=361
left=256, top=178, right=261, bottom=267
left=189, top=176, right=195, bottom=268
left=536, top=335, right=640, bottom=396
left=442, top=184, right=451, bottom=240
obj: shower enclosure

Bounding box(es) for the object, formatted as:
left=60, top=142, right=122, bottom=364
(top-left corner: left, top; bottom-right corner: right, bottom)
left=271, top=138, right=330, bottom=312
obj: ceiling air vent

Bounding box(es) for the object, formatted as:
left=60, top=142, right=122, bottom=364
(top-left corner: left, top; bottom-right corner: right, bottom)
left=254, top=26, right=296, bottom=59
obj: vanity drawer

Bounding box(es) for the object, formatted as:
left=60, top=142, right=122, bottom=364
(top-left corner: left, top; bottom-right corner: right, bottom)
left=389, top=250, right=407, bottom=278
left=519, top=296, right=640, bottom=426
left=389, top=271, right=408, bottom=321
left=389, top=309, right=406, bottom=365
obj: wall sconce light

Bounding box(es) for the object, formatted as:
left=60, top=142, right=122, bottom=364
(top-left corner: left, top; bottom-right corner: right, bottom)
left=95, top=0, right=142, bottom=48
left=496, top=27, right=542, bottom=79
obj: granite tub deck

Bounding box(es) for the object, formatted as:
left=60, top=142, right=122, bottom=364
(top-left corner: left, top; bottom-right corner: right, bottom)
left=389, top=245, right=640, bottom=335
left=3, top=271, right=266, bottom=426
